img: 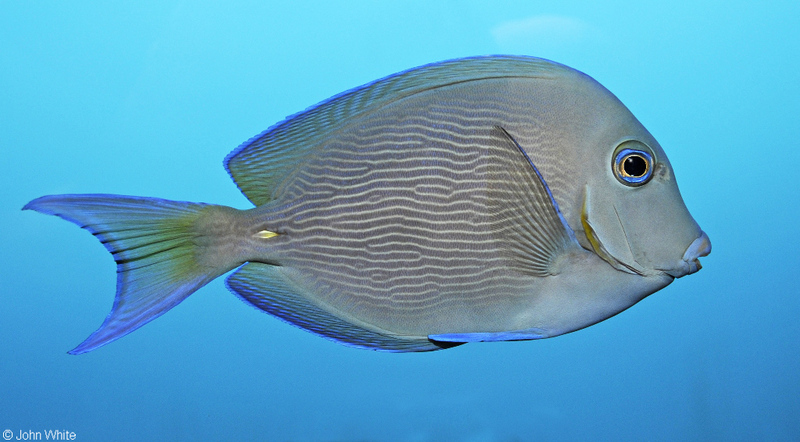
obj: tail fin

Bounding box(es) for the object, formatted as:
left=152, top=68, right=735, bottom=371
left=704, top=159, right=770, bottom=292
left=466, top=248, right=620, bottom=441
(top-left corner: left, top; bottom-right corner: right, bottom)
left=23, top=194, right=244, bottom=354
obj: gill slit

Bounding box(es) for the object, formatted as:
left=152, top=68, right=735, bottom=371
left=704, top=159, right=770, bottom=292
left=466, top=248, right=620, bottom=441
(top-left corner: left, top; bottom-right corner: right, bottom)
left=580, top=187, right=643, bottom=276
left=611, top=205, right=646, bottom=276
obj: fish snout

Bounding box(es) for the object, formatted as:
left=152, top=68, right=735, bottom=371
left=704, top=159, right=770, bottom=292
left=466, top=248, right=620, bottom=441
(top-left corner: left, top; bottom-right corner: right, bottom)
left=664, top=231, right=711, bottom=278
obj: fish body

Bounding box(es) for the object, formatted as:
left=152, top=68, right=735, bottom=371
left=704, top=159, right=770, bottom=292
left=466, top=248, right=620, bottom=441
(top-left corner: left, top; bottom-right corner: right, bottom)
left=24, top=56, right=710, bottom=354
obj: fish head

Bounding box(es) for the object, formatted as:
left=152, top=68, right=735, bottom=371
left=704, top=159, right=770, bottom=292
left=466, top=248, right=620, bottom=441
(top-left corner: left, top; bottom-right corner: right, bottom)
left=575, top=107, right=710, bottom=280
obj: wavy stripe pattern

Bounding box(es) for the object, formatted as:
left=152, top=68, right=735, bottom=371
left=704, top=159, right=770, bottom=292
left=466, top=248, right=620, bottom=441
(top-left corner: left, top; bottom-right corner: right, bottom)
left=251, top=87, right=575, bottom=336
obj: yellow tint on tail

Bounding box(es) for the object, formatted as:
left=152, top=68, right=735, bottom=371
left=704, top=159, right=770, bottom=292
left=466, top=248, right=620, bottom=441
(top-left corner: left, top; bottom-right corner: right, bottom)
left=23, top=194, right=247, bottom=354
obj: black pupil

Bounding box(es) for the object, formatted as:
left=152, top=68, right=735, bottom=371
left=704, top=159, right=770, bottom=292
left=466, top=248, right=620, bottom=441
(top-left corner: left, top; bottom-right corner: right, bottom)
left=623, top=155, right=647, bottom=177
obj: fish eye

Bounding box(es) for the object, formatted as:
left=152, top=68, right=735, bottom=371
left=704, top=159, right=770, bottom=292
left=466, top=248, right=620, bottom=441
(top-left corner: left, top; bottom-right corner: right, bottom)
left=612, top=141, right=654, bottom=186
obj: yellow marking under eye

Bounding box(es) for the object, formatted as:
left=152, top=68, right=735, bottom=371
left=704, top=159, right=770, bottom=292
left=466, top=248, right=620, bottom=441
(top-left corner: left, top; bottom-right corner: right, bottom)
left=255, top=230, right=279, bottom=239
left=581, top=197, right=615, bottom=266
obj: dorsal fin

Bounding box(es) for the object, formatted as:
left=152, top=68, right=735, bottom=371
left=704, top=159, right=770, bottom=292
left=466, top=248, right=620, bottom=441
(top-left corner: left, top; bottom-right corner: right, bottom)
left=224, top=56, right=571, bottom=206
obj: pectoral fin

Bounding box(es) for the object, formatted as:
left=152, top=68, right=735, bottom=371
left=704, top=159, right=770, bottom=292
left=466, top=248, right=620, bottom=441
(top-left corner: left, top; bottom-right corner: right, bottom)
left=485, top=126, right=581, bottom=277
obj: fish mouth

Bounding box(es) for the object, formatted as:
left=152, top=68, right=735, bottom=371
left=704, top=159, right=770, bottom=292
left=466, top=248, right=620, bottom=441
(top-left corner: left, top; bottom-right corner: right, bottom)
left=664, top=231, right=711, bottom=278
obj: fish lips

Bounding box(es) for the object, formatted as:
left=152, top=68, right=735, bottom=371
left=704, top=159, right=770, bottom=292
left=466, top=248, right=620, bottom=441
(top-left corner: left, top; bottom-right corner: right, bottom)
left=663, top=231, right=711, bottom=278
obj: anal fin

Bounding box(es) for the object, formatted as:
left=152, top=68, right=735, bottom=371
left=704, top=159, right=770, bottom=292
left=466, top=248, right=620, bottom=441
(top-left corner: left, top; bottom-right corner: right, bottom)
left=226, top=263, right=458, bottom=352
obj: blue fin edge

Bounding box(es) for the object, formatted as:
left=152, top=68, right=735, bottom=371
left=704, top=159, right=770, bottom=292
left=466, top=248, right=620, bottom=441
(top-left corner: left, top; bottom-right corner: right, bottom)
left=429, top=328, right=548, bottom=343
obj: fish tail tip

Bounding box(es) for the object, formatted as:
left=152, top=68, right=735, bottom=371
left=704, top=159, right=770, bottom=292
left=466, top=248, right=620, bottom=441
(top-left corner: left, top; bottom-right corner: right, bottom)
left=22, top=195, right=61, bottom=214
left=67, top=334, right=102, bottom=355
left=67, top=346, right=91, bottom=356
left=67, top=328, right=123, bottom=355
left=22, top=197, right=43, bottom=212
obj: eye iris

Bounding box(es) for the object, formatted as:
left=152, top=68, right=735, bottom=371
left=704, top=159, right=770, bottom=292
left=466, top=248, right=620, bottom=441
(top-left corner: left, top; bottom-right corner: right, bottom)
left=612, top=144, right=654, bottom=186
left=623, top=155, right=647, bottom=177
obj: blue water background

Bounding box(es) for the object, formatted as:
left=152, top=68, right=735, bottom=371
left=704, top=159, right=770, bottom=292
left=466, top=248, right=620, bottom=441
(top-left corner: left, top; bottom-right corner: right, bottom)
left=2, top=2, right=798, bottom=440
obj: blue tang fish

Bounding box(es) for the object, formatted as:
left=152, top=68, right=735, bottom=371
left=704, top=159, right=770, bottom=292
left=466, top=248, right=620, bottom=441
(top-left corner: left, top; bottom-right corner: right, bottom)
left=24, top=56, right=711, bottom=354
